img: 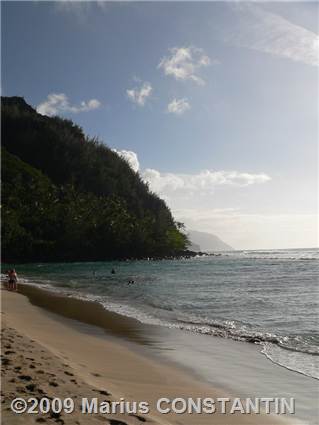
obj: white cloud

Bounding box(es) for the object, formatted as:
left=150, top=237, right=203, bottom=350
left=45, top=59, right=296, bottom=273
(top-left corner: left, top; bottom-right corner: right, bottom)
left=158, top=47, right=212, bottom=85
left=106, top=149, right=318, bottom=249
left=126, top=82, right=152, bottom=106
left=109, top=150, right=271, bottom=197
left=167, top=98, right=191, bottom=115
left=37, top=93, right=101, bottom=116
left=112, top=149, right=140, bottom=172
left=226, top=3, right=319, bottom=67
left=142, top=168, right=271, bottom=198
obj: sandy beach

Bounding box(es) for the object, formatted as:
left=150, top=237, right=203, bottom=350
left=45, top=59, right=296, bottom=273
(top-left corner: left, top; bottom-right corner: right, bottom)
left=0, top=285, right=296, bottom=425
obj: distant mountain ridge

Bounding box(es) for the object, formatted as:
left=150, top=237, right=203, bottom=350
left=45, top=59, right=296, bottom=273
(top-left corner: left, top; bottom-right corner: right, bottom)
left=188, top=230, right=233, bottom=252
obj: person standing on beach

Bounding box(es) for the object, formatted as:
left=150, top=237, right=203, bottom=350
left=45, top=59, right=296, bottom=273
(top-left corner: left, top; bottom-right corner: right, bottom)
left=8, top=269, right=18, bottom=291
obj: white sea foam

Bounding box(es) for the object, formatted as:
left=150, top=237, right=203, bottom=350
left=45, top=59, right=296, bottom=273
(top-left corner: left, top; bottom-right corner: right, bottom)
left=261, top=343, right=319, bottom=380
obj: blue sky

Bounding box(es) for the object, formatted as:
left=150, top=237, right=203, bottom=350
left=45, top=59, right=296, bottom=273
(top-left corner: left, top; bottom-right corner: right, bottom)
left=2, top=1, right=318, bottom=249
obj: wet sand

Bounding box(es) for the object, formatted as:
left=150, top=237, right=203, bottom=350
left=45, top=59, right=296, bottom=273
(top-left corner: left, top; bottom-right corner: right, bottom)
left=1, top=286, right=294, bottom=425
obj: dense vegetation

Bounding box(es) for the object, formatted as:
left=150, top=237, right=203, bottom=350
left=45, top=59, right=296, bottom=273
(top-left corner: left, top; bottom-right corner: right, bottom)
left=1, top=97, right=188, bottom=262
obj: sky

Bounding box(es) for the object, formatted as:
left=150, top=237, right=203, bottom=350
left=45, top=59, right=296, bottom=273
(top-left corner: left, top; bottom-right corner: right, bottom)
left=2, top=1, right=318, bottom=249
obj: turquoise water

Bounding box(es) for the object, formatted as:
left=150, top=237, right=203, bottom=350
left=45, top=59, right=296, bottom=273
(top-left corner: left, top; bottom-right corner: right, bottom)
left=3, top=248, right=319, bottom=380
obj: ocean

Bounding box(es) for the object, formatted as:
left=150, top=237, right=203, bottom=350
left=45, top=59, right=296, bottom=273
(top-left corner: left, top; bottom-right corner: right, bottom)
left=4, top=248, right=318, bottom=382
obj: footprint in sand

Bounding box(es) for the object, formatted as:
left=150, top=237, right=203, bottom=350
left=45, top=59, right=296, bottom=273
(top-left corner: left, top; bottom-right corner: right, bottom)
left=92, top=389, right=109, bottom=396
left=50, top=411, right=65, bottom=424
left=129, top=414, right=147, bottom=422
left=26, top=383, right=36, bottom=392
left=98, top=390, right=111, bottom=396
left=18, top=375, right=32, bottom=381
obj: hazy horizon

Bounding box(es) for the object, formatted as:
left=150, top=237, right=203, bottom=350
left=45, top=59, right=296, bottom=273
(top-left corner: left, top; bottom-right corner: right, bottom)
left=2, top=1, right=318, bottom=250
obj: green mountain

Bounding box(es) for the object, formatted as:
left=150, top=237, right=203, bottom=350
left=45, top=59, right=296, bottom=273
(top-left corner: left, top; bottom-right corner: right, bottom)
left=1, top=97, right=188, bottom=262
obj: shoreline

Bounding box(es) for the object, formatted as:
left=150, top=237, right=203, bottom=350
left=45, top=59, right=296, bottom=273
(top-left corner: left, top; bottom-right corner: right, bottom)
left=13, top=279, right=319, bottom=382
left=1, top=284, right=294, bottom=425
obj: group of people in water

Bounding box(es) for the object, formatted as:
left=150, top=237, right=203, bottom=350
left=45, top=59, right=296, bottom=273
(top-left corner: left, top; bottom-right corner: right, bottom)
left=5, top=269, right=18, bottom=291
left=5, top=267, right=136, bottom=292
